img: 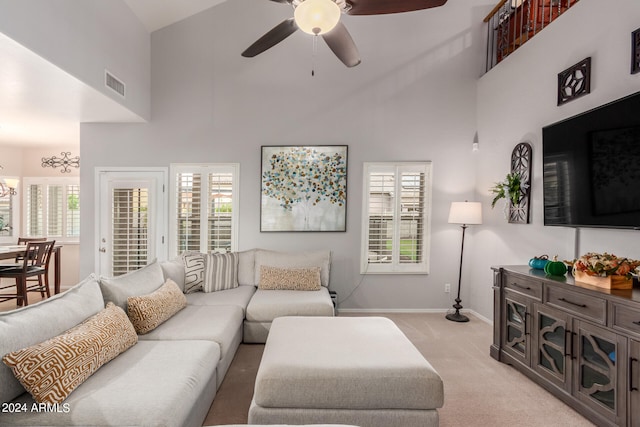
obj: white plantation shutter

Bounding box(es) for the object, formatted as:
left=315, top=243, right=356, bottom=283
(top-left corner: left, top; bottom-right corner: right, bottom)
left=176, top=172, right=202, bottom=253
left=361, top=163, right=432, bottom=274
left=67, top=184, right=80, bottom=237
left=26, top=184, right=43, bottom=236
left=0, top=192, right=13, bottom=237
left=24, top=178, right=79, bottom=240
left=47, top=185, right=63, bottom=237
left=208, top=172, right=233, bottom=252
left=171, top=164, right=239, bottom=257
left=112, top=187, right=149, bottom=276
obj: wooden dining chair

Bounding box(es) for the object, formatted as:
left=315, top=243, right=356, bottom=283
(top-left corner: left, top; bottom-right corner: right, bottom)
left=0, top=240, right=56, bottom=307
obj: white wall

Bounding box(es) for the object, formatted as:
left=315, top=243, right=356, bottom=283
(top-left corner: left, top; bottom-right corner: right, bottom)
left=0, top=0, right=151, bottom=120
left=473, top=0, right=640, bottom=318
left=80, top=0, right=496, bottom=310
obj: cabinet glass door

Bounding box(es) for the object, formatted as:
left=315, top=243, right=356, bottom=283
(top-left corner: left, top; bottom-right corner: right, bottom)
left=575, top=321, right=626, bottom=425
left=534, top=304, right=570, bottom=391
left=503, top=290, right=530, bottom=365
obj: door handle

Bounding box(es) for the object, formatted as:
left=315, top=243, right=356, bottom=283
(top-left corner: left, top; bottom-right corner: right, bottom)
left=99, top=247, right=106, bottom=253
left=631, top=358, right=638, bottom=392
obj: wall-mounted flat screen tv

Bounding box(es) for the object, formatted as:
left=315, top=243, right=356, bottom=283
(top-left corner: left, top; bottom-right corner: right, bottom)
left=542, top=91, right=640, bottom=230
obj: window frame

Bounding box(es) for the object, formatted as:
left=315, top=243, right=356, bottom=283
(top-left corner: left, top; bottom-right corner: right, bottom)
left=0, top=177, right=19, bottom=242
left=22, top=177, right=80, bottom=243
left=169, top=163, right=240, bottom=257
left=360, top=162, right=432, bottom=274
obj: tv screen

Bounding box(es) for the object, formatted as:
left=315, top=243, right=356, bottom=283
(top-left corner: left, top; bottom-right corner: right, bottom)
left=542, top=91, right=640, bottom=229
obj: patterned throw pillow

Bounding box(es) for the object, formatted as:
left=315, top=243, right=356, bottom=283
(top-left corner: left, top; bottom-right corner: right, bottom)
left=2, top=303, right=137, bottom=405
left=127, top=279, right=187, bottom=334
left=182, top=252, right=205, bottom=293
left=258, top=265, right=322, bottom=291
left=203, top=252, right=239, bottom=293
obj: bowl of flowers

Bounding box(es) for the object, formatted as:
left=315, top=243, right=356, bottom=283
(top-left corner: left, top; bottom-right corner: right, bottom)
left=572, top=252, right=640, bottom=290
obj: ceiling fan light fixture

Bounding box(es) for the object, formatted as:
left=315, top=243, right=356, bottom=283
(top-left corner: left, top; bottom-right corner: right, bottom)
left=294, top=0, right=341, bottom=35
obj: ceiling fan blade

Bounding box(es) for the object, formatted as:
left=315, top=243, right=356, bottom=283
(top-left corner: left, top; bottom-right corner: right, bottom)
left=322, top=22, right=361, bottom=68
left=347, top=0, right=447, bottom=15
left=242, top=18, right=298, bottom=58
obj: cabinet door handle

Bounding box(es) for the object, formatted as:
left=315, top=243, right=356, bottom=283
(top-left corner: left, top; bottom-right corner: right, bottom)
left=511, top=282, right=531, bottom=291
left=571, top=332, right=577, bottom=360
left=633, top=321, right=640, bottom=326
left=631, top=358, right=639, bottom=392
left=524, top=312, right=529, bottom=336
left=564, top=330, right=572, bottom=357
left=558, top=297, right=587, bottom=308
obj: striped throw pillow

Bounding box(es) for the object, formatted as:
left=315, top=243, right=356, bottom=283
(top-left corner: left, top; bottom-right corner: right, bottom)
left=203, top=252, right=239, bottom=292
left=2, top=303, right=137, bottom=404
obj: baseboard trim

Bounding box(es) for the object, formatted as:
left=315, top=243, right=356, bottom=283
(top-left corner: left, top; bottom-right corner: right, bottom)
left=337, top=308, right=493, bottom=325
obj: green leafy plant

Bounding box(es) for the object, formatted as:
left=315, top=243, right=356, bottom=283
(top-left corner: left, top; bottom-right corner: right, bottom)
left=490, top=172, right=523, bottom=208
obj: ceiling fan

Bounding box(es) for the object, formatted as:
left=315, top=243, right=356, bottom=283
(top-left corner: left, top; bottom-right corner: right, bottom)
left=241, top=0, right=448, bottom=68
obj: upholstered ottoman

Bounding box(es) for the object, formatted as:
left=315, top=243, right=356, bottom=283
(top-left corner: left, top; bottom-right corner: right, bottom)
left=248, top=316, right=444, bottom=427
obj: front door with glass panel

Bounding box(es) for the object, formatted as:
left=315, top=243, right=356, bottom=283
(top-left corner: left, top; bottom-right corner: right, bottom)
left=97, top=170, right=166, bottom=277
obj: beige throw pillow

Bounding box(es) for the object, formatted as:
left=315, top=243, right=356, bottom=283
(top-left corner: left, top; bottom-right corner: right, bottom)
left=127, top=279, right=187, bottom=334
left=2, top=303, right=138, bottom=405
left=258, top=265, right=322, bottom=291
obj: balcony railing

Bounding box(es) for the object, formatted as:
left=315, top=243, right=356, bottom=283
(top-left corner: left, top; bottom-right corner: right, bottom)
left=484, top=0, right=580, bottom=72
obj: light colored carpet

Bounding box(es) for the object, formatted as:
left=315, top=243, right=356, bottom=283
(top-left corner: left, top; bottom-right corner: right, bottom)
left=206, top=312, right=595, bottom=427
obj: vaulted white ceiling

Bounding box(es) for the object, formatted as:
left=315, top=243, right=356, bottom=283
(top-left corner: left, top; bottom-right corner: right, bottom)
left=0, top=1, right=227, bottom=147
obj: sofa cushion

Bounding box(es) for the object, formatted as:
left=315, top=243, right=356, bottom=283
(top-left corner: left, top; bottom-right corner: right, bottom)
left=258, top=266, right=322, bottom=291
left=254, top=249, right=331, bottom=287
left=203, top=252, right=239, bottom=292
left=138, top=304, right=244, bottom=363
left=100, top=260, right=165, bottom=311
left=185, top=285, right=256, bottom=315
left=160, top=258, right=186, bottom=292
left=3, top=302, right=138, bottom=404
left=0, top=340, right=220, bottom=427
left=237, top=248, right=256, bottom=286
left=183, top=252, right=205, bottom=293
left=245, top=287, right=334, bottom=322
left=127, top=279, right=187, bottom=334
left=0, top=274, right=105, bottom=403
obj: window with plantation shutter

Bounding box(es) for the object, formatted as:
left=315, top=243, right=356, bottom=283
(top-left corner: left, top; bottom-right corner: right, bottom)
left=112, top=187, right=149, bottom=276
left=361, top=163, right=432, bottom=274
left=171, top=164, right=239, bottom=257
left=24, top=178, right=80, bottom=242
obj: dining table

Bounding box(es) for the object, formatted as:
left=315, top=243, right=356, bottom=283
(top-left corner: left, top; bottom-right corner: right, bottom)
left=0, top=244, right=63, bottom=294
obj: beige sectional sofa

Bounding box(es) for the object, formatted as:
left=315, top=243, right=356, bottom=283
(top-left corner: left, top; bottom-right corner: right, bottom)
left=0, top=248, right=334, bottom=427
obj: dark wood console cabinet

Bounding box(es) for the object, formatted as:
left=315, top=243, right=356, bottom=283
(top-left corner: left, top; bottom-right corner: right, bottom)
left=492, top=266, right=640, bottom=426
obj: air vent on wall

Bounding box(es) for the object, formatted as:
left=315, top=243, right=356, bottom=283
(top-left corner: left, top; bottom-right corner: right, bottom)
left=105, top=70, right=125, bottom=98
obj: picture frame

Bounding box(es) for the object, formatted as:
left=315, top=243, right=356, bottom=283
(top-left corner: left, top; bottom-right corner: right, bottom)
left=260, top=145, right=347, bottom=232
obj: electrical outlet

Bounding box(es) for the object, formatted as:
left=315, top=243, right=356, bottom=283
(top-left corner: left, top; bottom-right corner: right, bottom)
left=445, top=283, right=451, bottom=293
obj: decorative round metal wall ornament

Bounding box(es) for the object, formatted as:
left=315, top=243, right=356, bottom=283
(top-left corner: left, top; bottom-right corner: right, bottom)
left=509, top=142, right=532, bottom=224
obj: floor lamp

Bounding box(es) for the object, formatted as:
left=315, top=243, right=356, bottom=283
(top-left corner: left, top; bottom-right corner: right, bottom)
left=446, top=201, right=483, bottom=322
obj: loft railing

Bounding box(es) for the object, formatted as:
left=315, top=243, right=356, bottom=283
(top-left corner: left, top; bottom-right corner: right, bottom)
left=484, top=0, right=580, bottom=72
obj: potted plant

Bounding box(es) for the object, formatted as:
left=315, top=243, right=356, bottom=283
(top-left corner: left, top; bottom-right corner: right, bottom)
left=490, top=172, right=525, bottom=208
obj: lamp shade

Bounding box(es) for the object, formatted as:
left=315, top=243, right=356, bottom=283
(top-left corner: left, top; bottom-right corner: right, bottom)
left=448, top=201, right=483, bottom=225
left=294, top=0, right=341, bottom=35
left=3, top=178, right=19, bottom=189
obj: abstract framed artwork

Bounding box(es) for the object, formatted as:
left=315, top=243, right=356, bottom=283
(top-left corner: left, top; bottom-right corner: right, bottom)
left=261, top=145, right=347, bottom=232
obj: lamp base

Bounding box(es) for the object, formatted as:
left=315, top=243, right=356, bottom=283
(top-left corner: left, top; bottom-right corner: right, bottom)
left=445, top=311, right=470, bottom=322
